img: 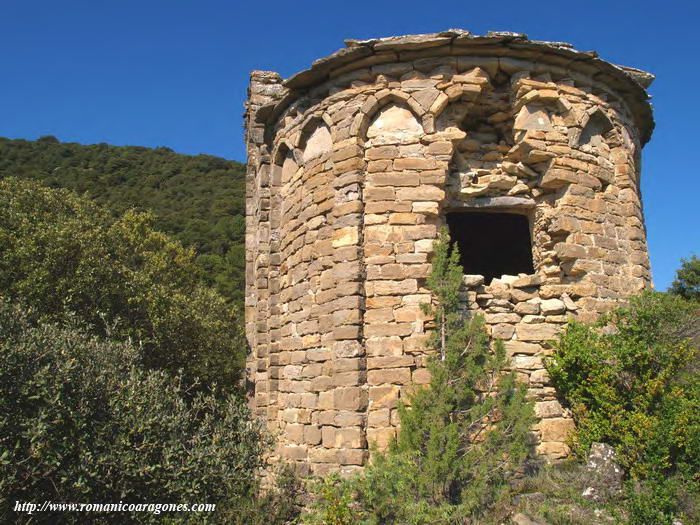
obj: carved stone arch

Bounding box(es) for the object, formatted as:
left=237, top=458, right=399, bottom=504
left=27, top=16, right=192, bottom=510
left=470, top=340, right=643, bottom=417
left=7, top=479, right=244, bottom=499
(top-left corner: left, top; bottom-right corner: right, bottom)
left=432, top=82, right=494, bottom=132
left=272, top=140, right=300, bottom=186
left=572, top=107, right=616, bottom=150
left=435, top=100, right=474, bottom=133
left=513, top=90, right=573, bottom=134
left=299, top=116, right=333, bottom=162
left=357, top=92, right=425, bottom=142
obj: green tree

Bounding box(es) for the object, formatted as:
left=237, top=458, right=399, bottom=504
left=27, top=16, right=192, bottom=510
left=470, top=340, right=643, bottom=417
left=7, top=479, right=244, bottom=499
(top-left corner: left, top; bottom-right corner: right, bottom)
left=304, top=229, right=534, bottom=524
left=669, top=255, right=700, bottom=301
left=0, top=301, right=267, bottom=524
left=0, top=136, right=246, bottom=305
left=0, top=178, right=244, bottom=391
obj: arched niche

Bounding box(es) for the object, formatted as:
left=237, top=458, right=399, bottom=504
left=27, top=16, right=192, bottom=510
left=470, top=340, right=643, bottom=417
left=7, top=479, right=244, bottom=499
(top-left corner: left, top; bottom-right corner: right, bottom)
left=301, top=122, right=332, bottom=162
left=273, top=144, right=299, bottom=186
left=575, top=108, right=615, bottom=151
left=365, top=103, right=423, bottom=144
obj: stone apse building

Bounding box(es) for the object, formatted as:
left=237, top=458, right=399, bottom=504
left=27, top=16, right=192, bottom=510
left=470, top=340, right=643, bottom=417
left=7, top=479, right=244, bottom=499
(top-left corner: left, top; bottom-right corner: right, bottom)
left=244, top=30, right=654, bottom=475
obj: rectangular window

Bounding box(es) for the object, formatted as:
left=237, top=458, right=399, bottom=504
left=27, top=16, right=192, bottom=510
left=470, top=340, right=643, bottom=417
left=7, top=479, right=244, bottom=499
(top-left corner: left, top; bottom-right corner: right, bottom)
left=446, top=212, right=534, bottom=283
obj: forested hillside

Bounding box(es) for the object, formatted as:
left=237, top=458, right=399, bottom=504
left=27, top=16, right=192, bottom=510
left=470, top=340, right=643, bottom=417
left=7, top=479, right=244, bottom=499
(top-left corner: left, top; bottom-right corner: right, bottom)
left=0, top=136, right=246, bottom=305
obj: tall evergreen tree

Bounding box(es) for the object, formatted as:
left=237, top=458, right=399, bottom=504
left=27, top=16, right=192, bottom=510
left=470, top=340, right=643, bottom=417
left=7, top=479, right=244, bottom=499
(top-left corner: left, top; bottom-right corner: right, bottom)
left=305, top=229, right=534, bottom=524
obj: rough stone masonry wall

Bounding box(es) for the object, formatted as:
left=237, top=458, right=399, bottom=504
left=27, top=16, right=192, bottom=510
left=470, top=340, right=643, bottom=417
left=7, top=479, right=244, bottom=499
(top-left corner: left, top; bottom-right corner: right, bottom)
left=244, top=30, right=655, bottom=476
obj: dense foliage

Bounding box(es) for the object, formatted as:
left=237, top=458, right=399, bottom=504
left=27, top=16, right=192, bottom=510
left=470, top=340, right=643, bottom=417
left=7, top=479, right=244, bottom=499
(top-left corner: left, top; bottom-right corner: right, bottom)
left=546, top=292, right=700, bottom=524
left=0, top=301, right=267, bottom=524
left=0, top=136, right=246, bottom=305
left=304, top=230, right=534, bottom=524
left=0, top=178, right=244, bottom=390
left=669, top=254, right=700, bottom=302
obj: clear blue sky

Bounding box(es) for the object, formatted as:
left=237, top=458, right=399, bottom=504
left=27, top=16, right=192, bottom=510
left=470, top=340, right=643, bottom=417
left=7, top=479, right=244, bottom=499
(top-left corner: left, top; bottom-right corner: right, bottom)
left=1, top=0, right=698, bottom=290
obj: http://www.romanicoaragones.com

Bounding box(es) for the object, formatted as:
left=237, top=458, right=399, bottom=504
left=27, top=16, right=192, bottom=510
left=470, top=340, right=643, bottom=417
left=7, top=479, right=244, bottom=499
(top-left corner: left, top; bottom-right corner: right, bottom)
left=14, top=500, right=216, bottom=516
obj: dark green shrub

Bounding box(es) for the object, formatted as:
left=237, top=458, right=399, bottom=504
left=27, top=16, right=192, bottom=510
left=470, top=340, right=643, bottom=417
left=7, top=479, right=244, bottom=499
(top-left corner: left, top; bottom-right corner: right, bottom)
left=546, top=291, right=699, bottom=523
left=624, top=477, right=679, bottom=525
left=545, top=292, right=698, bottom=477
left=0, top=301, right=267, bottom=524
left=0, top=178, right=244, bottom=391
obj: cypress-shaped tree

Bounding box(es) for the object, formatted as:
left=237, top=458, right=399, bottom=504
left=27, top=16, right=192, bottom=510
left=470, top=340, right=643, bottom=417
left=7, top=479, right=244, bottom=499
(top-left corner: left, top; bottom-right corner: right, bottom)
left=304, top=228, right=535, bottom=524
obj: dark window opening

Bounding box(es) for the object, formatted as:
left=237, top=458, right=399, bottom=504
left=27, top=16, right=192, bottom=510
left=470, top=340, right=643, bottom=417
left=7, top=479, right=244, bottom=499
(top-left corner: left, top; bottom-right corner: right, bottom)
left=446, top=212, right=534, bottom=283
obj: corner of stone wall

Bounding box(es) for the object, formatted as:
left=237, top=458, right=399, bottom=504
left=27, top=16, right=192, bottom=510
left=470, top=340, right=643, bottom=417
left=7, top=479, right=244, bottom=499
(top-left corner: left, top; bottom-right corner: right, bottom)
left=245, top=70, right=286, bottom=412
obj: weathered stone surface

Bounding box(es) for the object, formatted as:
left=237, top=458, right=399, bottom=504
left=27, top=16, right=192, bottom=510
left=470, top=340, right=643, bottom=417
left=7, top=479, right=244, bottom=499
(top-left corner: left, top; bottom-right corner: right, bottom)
left=516, top=323, right=560, bottom=341
left=540, top=298, right=566, bottom=315
left=367, top=104, right=423, bottom=142
left=512, top=274, right=545, bottom=288
left=582, top=442, right=624, bottom=501
left=369, top=385, right=400, bottom=409
left=463, top=274, right=485, bottom=287
left=539, top=418, right=575, bottom=442
left=505, top=341, right=542, bottom=356
left=511, top=512, right=550, bottom=525
left=534, top=400, right=564, bottom=418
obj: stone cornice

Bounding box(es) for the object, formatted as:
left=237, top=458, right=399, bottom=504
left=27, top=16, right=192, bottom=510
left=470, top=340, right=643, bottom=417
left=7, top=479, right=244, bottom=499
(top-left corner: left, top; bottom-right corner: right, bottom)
left=260, top=30, right=655, bottom=145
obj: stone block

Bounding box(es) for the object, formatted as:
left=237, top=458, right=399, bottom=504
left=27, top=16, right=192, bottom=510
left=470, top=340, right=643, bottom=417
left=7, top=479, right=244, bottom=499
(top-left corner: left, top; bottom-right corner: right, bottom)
left=286, top=423, right=305, bottom=443
left=537, top=441, right=570, bottom=460
left=530, top=369, right=550, bottom=385
left=504, top=341, right=542, bottom=356
left=369, top=385, right=400, bottom=409
left=364, top=323, right=414, bottom=337
left=368, top=367, right=412, bottom=385
left=334, top=340, right=363, bottom=358
left=394, top=157, right=437, bottom=171
left=513, top=355, right=543, bottom=370
left=334, top=387, right=367, bottom=410
left=367, top=427, right=396, bottom=450
left=514, top=302, right=540, bottom=315
left=515, top=323, right=560, bottom=341
left=395, top=185, right=445, bottom=201
left=333, top=371, right=363, bottom=387
left=541, top=298, right=566, bottom=315
left=554, top=243, right=587, bottom=261
left=412, top=368, right=431, bottom=384
left=512, top=274, right=545, bottom=288
left=366, top=145, right=399, bottom=160
left=485, top=312, right=521, bottom=324
left=534, top=400, right=564, bottom=418
left=491, top=323, right=515, bottom=339
left=367, top=356, right=415, bottom=369
left=280, top=445, right=308, bottom=461
left=304, top=425, right=322, bottom=445
left=337, top=449, right=368, bottom=465
left=369, top=172, right=420, bottom=186
left=539, top=418, right=576, bottom=442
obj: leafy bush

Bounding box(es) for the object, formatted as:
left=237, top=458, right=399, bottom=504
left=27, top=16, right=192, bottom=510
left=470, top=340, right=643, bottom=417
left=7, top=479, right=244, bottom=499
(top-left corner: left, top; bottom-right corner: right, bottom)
left=0, top=301, right=268, bottom=524
left=0, top=136, right=246, bottom=305
left=546, top=291, right=699, bottom=524
left=303, top=229, right=534, bottom=524
left=0, top=178, right=244, bottom=390
left=624, top=477, right=680, bottom=525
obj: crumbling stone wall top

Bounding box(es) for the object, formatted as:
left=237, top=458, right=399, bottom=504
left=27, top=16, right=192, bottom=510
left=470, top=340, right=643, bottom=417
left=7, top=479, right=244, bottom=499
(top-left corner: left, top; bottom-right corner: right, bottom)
left=254, top=30, right=654, bottom=146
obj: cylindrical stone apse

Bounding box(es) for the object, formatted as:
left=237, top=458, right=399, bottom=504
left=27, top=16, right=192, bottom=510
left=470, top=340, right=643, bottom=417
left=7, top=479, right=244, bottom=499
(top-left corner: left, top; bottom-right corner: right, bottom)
left=244, top=30, right=654, bottom=476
